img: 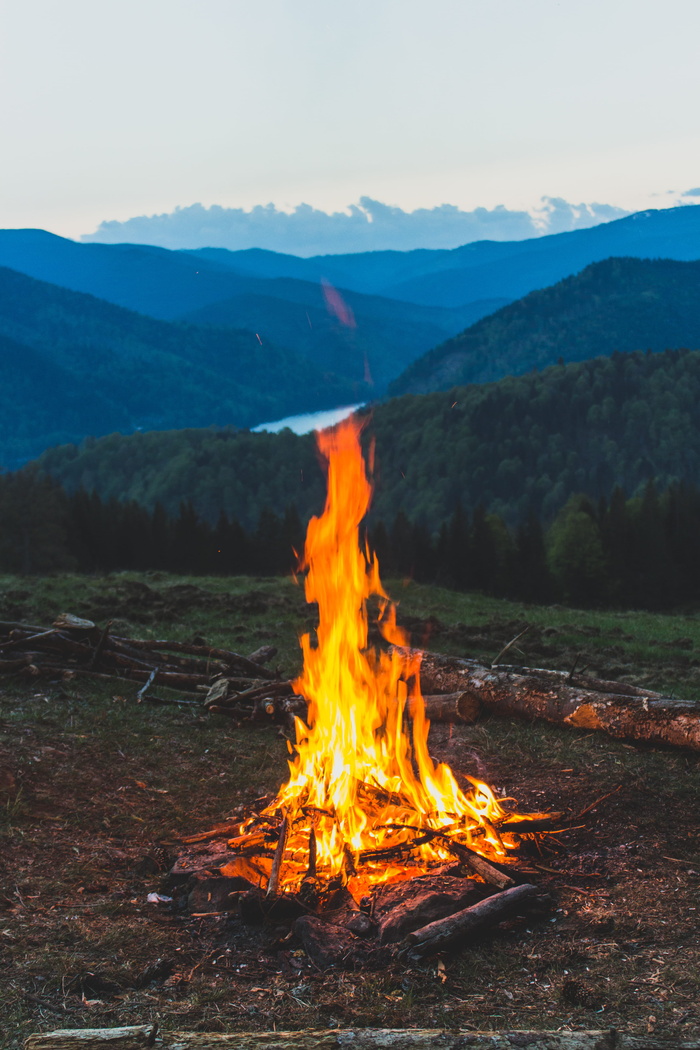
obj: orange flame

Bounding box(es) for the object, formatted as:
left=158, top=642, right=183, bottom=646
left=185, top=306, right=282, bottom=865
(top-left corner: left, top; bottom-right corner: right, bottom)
left=234, top=415, right=527, bottom=898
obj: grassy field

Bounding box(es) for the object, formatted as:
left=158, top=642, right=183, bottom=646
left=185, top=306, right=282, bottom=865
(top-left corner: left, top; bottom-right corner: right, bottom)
left=1, top=572, right=699, bottom=1047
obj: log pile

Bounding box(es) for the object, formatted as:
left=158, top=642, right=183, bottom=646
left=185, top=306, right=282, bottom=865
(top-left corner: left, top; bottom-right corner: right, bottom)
left=0, top=616, right=280, bottom=708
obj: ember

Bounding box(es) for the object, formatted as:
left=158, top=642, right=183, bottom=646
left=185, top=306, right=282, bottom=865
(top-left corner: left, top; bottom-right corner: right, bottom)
left=213, top=417, right=544, bottom=902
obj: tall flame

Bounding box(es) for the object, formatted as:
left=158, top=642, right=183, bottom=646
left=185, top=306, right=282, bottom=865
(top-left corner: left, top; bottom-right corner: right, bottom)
left=235, top=416, right=525, bottom=898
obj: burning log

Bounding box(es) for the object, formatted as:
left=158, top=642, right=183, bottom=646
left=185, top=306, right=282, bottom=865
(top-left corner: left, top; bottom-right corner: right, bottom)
left=24, top=1029, right=700, bottom=1050
left=404, top=882, right=550, bottom=958
left=411, top=650, right=700, bottom=751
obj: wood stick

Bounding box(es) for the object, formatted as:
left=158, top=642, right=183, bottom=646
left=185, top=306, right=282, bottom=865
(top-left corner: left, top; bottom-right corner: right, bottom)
left=0, top=627, right=59, bottom=653
left=89, top=620, right=112, bottom=669
left=423, top=831, right=516, bottom=889
left=405, top=882, right=547, bottom=956
left=114, top=638, right=276, bottom=678
left=25, top=1029, right=700, bottom=1050
left=266, top=814, right=289, bottom=897
left=136, top=668, right=158, bottom=701
left=0, top=653, right=36, bottom=671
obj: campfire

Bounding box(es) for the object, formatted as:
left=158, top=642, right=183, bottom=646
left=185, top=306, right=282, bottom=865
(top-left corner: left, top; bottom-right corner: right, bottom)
left=173, top=417, right=552, bottom=963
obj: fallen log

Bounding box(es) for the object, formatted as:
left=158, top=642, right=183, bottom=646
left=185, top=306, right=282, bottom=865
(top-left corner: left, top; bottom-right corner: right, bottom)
left=404, top=882, right=548, bottom=957
left=25, top=1028, right=700, bottom=1050
left=406, top=649, right=700, bottom=751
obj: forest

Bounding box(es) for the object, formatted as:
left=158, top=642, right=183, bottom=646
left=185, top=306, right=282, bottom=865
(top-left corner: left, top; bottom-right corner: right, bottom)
left=36, top=346, right=700, bottom=530
left=390, top=256, right=700, bottom=394
left=2, top=464, right=699, bottom=611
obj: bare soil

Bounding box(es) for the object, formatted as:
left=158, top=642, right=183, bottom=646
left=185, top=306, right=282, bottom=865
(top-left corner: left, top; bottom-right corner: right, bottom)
left=1, top=575, right=699, bottom=1047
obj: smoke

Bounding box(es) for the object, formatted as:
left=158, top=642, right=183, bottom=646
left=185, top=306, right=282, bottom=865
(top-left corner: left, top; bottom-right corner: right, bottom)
left=81, top=195, right=630, bottom=256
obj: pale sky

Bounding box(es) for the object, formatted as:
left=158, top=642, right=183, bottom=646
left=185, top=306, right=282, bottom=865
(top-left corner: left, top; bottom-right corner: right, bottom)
left=1, top=0, right=699, bottom=242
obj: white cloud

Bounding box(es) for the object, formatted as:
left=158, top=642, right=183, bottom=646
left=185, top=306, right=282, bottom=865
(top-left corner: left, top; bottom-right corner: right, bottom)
left=80, top=196, right=631, bottom=256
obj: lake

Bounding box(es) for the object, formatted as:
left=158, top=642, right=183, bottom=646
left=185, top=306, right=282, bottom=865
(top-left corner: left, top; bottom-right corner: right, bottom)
left=251, top=402, right=365, bottom=435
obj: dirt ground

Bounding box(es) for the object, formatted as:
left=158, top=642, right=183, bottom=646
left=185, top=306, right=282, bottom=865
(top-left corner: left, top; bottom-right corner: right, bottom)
left=1, top=577, right=699, bottom=1047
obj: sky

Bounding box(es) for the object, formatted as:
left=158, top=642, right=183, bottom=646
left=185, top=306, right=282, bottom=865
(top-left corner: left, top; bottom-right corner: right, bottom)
left=2, top=0, right=700, bottom=252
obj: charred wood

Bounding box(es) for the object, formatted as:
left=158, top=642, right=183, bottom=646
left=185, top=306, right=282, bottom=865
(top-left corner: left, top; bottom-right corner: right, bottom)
left=405, top=882, right=549, bottom=957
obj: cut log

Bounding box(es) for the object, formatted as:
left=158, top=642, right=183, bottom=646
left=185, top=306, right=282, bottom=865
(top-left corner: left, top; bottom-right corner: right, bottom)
left=405, top=882, right=548, bottom=957
left=408, top=649, right=700, bottom=751
left=24, top=1029, right=700, bottom=1050
left=411, top=691, right=481, bottom=723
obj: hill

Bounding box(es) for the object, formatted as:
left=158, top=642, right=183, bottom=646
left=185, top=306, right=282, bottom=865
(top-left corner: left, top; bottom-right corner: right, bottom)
left=35, top=347, right=700, bottom=530
left=390, top=257, right=700, bottom=395
left=0, top=230, right=505, bottom=389
left=182, top=279, right=505, bottom=389
left=0, top=266, right=361, bottom=466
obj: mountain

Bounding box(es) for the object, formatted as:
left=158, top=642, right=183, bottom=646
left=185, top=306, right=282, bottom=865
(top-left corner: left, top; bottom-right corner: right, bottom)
left=182, top=279, right=506, bottom=389
left=0, top=266, right=362, bottom=467
left=390, top=257, right=700, bottom=395
left=0, top=230, right=506, bottom=389
left=0, top=229, right=251, bottom=320
left=186, top=205, right=700, bottom=306
left=35, top=347, right=700, bottom=531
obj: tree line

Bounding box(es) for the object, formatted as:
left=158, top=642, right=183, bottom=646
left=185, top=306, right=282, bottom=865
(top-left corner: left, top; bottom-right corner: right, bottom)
left=2, top=467, right=700, bottom=611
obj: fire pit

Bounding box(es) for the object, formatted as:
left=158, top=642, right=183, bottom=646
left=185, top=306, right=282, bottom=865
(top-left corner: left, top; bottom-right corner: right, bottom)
left=170, top=418, right=553, bottom=966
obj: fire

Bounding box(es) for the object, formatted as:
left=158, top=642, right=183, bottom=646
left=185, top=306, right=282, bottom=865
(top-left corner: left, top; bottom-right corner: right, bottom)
left=230, top=416, right=530, bottom=899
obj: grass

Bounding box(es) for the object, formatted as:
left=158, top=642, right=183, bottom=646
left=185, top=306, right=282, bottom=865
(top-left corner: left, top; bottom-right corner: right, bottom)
left=0, top=572, right=699, bottom=1046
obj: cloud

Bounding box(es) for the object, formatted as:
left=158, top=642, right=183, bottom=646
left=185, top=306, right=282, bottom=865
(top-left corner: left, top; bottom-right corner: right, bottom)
left=81, top=195, right=631, bottom=255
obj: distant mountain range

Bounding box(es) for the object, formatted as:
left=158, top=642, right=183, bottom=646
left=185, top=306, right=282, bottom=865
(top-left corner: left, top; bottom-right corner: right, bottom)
left=391, top=257, right=700, bottom=394
left=2, top=206, right=700, bottom=317
left=184, top=204, right=700, bottom=305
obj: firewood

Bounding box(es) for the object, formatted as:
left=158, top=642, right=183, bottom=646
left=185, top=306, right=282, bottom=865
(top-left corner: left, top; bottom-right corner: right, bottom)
left=0, top=653, right=36, bottom=672
left=411, top=691, right=481, bottom=723
left=246, top=644, right=278, bottom=665
left=409, top=649, right=700, bottom=751
left=266, top=814, right=290, bottom=897
left=404, top=882, right=548, bottom=957
left=116, top=638, right=276, bottom=678
left=374, top=874, right=487, bottom=943
left=420, top=831, right=516, bottom=890
left=25, top=1028, right=700, bottom=1050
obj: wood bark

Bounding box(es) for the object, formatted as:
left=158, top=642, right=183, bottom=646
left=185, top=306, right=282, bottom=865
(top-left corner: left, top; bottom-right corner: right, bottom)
left=408, top=649, right=700, bottom=751
left=405, top=882, right=548, bottom=957
left=24, top=1028, right=700, bottom=1050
